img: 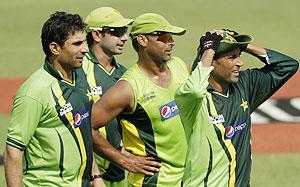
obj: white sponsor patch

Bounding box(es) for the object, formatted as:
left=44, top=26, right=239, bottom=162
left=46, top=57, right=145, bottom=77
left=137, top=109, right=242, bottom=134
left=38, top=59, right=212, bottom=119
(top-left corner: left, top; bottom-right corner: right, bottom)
left=210, top=114, right=225, bottom=125
left=59, top=102, right=73, bottom=116
left=91, top=86, right=102, bottom=95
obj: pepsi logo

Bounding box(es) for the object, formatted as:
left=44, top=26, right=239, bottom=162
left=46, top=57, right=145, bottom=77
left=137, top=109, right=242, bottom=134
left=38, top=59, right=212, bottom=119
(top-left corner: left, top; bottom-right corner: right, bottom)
left=159, top=100, right=179, bottom=121
left=225, top=126, right=235, bottom=139
left=161, top=106, right=172, bottom=118
left=74, top=113, right=82, bottom=126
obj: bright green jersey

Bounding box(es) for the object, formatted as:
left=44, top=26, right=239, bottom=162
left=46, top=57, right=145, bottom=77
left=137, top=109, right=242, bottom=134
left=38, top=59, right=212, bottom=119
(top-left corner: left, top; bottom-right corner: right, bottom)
left=6, top=59, right=93, bottom=187
left=175, top=49, right=299, bottom=187
left=82, top=51, right=126, bottom=183
left=119, top=57, right=189, bottom=187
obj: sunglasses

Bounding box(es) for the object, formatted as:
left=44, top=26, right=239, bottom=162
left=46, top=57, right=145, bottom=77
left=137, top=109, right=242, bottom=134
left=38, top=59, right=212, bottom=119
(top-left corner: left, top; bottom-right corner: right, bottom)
left=91, top=27, right=128, bottom=37
left=148, top=31, right=173, bottom=43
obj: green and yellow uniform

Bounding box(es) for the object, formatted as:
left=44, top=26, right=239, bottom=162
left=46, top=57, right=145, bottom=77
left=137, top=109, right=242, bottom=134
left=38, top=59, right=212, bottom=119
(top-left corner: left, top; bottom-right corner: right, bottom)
left=175, top=49, right=298, bottom=187
left=82, top=51, right=127, bottom=186
left=6, top=58, right=94, bottom=186
left=119, top=56, right=189, bottom=187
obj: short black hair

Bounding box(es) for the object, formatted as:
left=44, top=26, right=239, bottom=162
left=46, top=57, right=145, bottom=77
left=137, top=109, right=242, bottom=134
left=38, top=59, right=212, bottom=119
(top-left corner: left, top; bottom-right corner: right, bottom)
left=131, top=37, right=139, bottom=52
left=86, top=32, right=93, bottom=47
left=41, top=11, right=85, bottom=57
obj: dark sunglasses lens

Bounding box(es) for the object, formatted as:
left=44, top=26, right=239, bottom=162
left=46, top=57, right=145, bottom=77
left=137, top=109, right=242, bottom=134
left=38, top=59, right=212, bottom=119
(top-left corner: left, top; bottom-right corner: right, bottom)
left=111, top=27, right=127, bottom=37
left=157, top=33, right=173, bottom=43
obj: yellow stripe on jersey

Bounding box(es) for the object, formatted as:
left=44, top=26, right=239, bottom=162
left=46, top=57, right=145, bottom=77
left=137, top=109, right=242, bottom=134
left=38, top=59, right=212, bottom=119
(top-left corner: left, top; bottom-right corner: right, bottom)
left=207, top=92, right=236, bottom=187
left=120, top=119, right=146, bottom=186
left=86, top=63, right=100, bottom=102
left=53, top=81, right=87, bottom=187
left=85, top=63, right=110, bottom=169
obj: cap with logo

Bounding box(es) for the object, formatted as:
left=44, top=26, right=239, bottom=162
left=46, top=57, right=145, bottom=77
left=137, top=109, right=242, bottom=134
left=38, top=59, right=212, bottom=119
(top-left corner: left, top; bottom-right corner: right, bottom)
left=191, top=31, right=253, bottom=71
left=216, top=31, right=253, bottom=56
left=85, top=7, right=134, bottom=32
left=130, top=13, right=186, bottom=38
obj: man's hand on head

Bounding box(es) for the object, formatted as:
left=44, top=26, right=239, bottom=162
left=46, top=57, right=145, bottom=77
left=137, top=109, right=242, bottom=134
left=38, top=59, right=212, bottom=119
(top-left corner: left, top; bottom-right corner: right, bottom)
left=200, top=31, right=223, bottom=53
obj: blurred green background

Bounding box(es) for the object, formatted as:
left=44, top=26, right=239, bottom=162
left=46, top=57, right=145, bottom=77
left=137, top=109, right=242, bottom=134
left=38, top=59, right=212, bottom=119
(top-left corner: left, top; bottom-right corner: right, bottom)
left=0, top=0, right=299, bottom=186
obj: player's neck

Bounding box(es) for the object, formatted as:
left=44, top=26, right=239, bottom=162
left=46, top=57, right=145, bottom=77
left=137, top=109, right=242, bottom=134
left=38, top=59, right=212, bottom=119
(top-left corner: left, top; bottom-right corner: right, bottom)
left=209, top=76, right=229, bottom=95
left=50, top=58, right=74, bottom=83
left=91, top=45, right=114, bottom=72
left=138, top=59, right=170, bottom=88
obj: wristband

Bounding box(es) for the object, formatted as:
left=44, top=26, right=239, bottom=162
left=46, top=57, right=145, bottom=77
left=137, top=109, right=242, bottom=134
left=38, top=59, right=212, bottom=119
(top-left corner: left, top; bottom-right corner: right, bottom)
left=91, top=173, right=103, bottom=181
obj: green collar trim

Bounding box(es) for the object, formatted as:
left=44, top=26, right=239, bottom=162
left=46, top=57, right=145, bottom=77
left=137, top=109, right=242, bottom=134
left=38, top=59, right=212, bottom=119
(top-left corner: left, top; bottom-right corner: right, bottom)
left=43, top=58, right=76, bottom=83
left=43, top=58, right=64, bottom=80
left=86, top=50, right=120, bottom=68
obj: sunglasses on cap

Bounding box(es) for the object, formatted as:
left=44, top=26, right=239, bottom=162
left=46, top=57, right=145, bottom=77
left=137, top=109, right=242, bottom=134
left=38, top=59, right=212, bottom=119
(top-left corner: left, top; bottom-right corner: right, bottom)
left=147, top=31, right=173, bottom=43
left=90, top=27, right=128, bottom=37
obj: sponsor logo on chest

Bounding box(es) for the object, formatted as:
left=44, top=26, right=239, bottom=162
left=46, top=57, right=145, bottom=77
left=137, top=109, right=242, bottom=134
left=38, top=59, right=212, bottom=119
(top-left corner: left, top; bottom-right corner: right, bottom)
left=140, top=91, right=156, bottom=103
left=91, top=86, right=103, bottom=96
left=74, top=110, right=90, bottom=128
left=225, top=121, right=247, bottom=139
left=159, top=100, right=179, bottom=121
left=59, top=102, right=73, bottom=116
left=210, top=114, right=225, bottom=125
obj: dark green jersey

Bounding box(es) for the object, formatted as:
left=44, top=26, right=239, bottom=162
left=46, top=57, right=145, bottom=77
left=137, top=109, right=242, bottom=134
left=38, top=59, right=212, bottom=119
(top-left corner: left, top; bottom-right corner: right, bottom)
left=82, top=51, right=127, bottom=182
left=119, top=57, right=189, bottom=187
left=175, top=49, right=298, bottom=187
left=6, top=58, right=93, bottom=186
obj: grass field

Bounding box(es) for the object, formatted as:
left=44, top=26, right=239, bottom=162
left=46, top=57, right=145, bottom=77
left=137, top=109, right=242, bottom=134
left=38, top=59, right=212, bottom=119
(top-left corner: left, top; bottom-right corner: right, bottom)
left=1, top=0, right=300, bottom=186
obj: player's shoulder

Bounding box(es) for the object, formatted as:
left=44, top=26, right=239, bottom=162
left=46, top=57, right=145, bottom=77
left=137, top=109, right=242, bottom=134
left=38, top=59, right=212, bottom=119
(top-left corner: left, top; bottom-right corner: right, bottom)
left=16, top=67, right=55, bottom=102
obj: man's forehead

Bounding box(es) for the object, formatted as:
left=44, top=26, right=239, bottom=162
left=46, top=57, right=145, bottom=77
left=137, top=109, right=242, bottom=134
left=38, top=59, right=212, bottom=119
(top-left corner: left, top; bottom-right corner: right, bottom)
left=218, top=47, right=240, bottom=58
left=66, top=30, right=86, bottom=42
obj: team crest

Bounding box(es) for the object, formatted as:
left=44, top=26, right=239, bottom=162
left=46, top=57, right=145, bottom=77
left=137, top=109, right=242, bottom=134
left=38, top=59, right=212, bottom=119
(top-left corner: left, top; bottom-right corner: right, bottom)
left=240, top=99, right=249, bottom=112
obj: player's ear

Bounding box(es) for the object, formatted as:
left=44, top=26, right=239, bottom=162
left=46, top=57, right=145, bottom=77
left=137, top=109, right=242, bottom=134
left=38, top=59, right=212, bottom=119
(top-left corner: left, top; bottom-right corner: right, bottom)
left=136, top=35, right=148, bottom=47
left=49, top=42, right=61, bottom=56
left=91, top=30, right=102, bottom=42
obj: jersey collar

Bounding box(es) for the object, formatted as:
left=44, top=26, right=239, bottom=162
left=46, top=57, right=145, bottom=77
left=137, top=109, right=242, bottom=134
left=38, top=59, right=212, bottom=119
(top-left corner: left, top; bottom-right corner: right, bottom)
left=43, top=57, right=76, bottom=81
left=86, top=50, right=120, bottom=69
left=207, top=84, right=229, bottom=98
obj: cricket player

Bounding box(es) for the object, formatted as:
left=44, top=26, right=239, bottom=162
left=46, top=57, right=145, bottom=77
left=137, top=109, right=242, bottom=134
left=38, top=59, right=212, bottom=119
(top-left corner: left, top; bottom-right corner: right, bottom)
left=3, top=11, right=104, bottom=186
left=175, top=29, right=298, bottom=186
left=83, top=7, right=133, bottom=187
left=91, top=13, right=189, bottom=186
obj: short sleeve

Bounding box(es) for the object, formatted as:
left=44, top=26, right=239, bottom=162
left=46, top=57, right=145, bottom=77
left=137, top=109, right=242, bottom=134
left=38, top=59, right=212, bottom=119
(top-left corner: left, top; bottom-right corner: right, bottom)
left=6, top=95, right=43, bottom=150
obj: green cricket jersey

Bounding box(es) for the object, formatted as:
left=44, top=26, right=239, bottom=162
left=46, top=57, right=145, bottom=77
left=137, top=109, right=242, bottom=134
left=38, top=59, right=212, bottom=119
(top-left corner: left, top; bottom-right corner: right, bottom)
left=82, top=51, right=126, bottom=183
left=119, top=57, right=189, bottom=187
left=175, top=49, right=298, bottom=187
left=6, top=58, right=94, bottom=187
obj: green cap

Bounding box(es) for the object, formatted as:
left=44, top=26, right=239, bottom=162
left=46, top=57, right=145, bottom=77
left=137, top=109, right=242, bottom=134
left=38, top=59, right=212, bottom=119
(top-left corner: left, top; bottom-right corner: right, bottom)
left=191, top=32, right=253, bottom=71
left=216, top=32, right=253, bottom=56
left=130, top=13, right=186, bottom=38
left=85, top=7, right=134, bottom=32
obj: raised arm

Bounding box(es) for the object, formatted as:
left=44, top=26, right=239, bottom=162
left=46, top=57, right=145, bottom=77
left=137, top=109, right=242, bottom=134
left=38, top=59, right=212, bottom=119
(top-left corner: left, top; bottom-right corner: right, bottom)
left=243, top=44, right=299, bottom=111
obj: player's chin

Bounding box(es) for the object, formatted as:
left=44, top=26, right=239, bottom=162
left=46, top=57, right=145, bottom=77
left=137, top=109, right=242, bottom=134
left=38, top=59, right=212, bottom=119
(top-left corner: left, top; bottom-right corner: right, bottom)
left=231, top=77, right=239, bottom=83
left=114, top=50, right=123, bottom=55
left=73, top=60, right=83, bottom=68
left=164, top=54, right=172, bottom=61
